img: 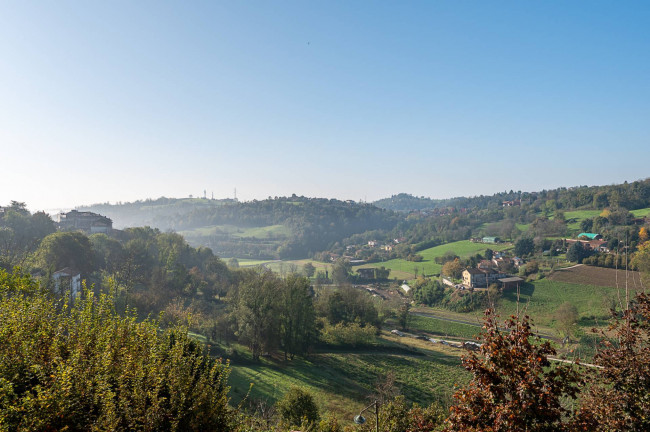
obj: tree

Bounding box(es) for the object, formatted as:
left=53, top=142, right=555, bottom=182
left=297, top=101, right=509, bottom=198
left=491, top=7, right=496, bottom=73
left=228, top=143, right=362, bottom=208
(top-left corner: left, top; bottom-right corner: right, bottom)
left=233, top=269, right=280, bottom=360
left=34, top=231, right=94, bottom=275
left=276, top=387, right=320, bottom=428
left=484, top=248, right=494, bottom=260
left=302, top=262, right=316, bottom=278
left=575, top=293, right=650, bottom=431
left=442, top=258, right=463, bottom=279
left=566, top=242, right=588, bottom=263
left=398, top=302, right=411, bottom=330
left=554, top=302, right=578, bottom=339
left=279, top=274, right=316, bottom=359
left=514, top=238, right=534, bottom=257
left=331, top=258, right=352, bottom=285
left=445, top=310, right=581, bottom=432
left=227, top=257, right=239, bottom=268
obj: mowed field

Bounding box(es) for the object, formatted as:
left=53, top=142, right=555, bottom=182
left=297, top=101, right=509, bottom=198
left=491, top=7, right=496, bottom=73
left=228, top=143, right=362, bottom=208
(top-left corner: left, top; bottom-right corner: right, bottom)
left=355, top=240, right=512, bottom=280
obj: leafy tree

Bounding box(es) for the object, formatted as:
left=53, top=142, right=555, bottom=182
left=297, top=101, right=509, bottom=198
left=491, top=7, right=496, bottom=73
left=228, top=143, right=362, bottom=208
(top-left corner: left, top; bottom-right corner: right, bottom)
left=445, top=310, right=581, bottom=432
left=514, top=238, right=534, bottom=257
left=331, top=258, right=352, bottom=285
left=233, top=269, right=280, bottom=360
left=227, top=257, right=239, bottom=268
left=276, top=387, right=320, bottom=428
left=554, top=302, right=578, bottom=339
left=279, top=274, right=316, bottom=359
left=566, top=242, right=589, bottom=263
left=575, top=293, right=650, bottom=431
left=34, top=231, right=94, bottom=274
left=302, top=262, right=316, bottom=277
left=442, top=258, right=463, bottom=279
left=580, top=218, right=594, bottom=233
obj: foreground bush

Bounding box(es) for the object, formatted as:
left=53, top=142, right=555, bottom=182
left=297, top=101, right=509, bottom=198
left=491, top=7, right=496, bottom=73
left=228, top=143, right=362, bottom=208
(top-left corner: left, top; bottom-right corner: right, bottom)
left=0, top=269, right=233, bottom=432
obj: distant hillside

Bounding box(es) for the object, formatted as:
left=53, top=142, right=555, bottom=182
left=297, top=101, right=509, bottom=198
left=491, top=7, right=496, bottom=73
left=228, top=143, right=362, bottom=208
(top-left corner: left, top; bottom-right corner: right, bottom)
left=375, top=179, right=650, bottom=213
left=80, top=196, right=401, bottom=259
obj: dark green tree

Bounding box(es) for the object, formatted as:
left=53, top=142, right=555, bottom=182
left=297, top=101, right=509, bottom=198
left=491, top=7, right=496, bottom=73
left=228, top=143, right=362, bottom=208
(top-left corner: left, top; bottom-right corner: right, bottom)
left=514, top=238, right=534, bottom=257
left=276, top=387, right=320, bottom=428
left=279, top=274, right=316, bottom=359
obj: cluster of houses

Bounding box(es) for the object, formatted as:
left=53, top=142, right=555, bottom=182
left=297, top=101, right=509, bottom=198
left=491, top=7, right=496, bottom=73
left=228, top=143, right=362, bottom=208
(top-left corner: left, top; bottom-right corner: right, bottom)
left=564, top=232, right=609, bottom=253
left=460, top=251, right=524, bottom=290
left=469, top=236, right=502, bottom=244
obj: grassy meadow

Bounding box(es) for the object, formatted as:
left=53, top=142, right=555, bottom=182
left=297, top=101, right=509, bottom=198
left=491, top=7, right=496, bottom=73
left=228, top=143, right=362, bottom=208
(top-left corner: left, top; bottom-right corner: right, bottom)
left=226, top=337, right=468, bottom=420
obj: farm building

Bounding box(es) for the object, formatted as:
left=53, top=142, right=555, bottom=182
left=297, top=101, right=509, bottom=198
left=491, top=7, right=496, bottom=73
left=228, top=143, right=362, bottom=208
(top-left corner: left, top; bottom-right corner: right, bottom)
left=577, top=233, right=602, bottom=240
left=462, top=268, right=508, bottom=289
left=482, top=236, right=500, bottom=244
left=498, top=276, right=524, bottom=290
left=356, top=268, right=376, bottom=279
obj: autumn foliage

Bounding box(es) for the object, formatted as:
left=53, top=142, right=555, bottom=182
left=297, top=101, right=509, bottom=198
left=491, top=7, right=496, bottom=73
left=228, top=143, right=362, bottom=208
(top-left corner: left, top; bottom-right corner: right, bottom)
left=445, top=310, right=581, bottom=432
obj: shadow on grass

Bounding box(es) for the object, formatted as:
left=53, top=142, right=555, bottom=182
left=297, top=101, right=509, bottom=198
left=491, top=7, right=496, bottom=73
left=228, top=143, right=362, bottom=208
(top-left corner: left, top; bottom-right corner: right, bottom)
left=227, top=347, right=465, bottom=410
left=501, top=282, right=535, bottom=303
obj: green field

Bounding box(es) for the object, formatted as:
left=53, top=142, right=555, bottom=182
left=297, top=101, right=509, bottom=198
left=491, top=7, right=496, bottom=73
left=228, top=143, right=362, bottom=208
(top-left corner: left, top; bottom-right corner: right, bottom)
left=495, top=278, right=621, bottom=330
left=228, top=346, right=467, bottom=419
left=562, top=207, right=650, bottom=232
left=408, top=315, right=481, bottom=340
left=564, top=210, right=602, bottom=232
left=356, top=240, right=512, bottom=280
left=631, top=207, right=650, bottom=217
left=179, top=224, right=291, bottom=239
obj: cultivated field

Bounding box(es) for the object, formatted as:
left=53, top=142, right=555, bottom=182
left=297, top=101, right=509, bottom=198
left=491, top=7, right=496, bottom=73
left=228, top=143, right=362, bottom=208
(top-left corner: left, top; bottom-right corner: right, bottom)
left=548, top=264, right=643, bottom=289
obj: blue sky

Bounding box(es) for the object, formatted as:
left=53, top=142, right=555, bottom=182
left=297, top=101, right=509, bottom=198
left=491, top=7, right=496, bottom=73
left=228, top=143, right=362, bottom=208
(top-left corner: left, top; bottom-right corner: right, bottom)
left=1, top=1, right=649, bottom=211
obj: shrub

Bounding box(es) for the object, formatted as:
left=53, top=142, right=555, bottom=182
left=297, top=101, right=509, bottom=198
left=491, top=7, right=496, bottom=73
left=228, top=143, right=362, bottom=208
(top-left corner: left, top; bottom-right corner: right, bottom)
left=0, top=269, right=233, bottom=431
left=276, top=387, right=320, bottom=428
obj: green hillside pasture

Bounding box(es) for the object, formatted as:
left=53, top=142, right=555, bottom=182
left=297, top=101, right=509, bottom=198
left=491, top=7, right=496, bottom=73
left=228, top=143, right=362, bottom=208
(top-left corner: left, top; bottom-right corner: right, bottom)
left=631, top=207, right=650, bottom=217
left=495, top=278, right=639, bottom=330
left=231, top=224, right=292, bottom=239
left=233, top=258, right=277, bottom=267
left=563, top=207, right=649, bottom=232
left=564, top=210, right=602, bottom=232
left=179, top=224, right=291, bottom=239
left=265, top=259, right=332, bottom=274
left=357, top=240, right=511, bottom=280
left=408, top=315, right=481, bottom=340
left=228, top=350, right=466, bottom=419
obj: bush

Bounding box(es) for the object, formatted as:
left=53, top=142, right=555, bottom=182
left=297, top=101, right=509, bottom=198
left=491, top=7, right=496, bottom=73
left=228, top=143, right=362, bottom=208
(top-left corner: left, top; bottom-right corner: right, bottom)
left=276, top=387, right=320, bottom=428
left=0, top=269, right=233, bottom=431
left=319, top=320, right=377, bottom=347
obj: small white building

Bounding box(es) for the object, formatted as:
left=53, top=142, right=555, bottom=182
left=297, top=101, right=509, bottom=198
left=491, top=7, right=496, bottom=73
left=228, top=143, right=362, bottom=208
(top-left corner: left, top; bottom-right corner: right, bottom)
left=53, top=267, right=82, bottom=299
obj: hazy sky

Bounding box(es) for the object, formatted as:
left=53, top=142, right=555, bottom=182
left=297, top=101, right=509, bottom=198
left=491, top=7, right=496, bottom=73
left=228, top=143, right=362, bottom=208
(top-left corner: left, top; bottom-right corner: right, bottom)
left=1, top=1, right=649, bottom=212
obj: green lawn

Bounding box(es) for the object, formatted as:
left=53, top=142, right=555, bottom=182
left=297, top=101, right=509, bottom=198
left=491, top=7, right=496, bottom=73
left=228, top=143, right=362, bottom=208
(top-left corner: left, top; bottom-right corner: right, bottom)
left=356, top=240, right=511, bottom=280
